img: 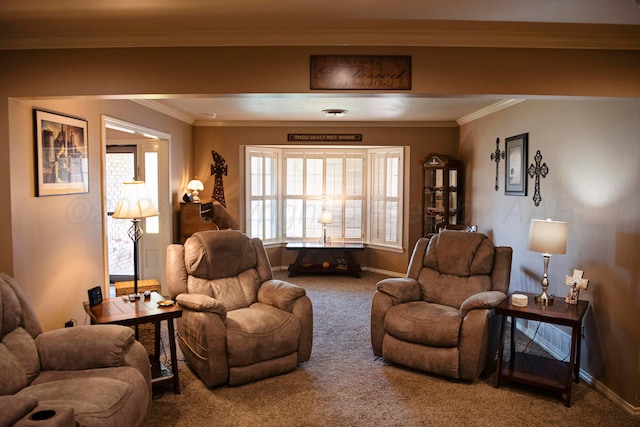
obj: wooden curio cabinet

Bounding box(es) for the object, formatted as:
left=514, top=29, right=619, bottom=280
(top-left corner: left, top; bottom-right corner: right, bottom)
left=421, top=153, right=463, bottom=236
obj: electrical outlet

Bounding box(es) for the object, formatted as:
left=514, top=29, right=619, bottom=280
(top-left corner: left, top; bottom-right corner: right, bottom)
left=64, top=320, right=74, bottom=328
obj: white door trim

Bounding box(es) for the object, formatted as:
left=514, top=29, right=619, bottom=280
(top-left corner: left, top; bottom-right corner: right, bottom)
left=101, top=116, right=172, bottom=295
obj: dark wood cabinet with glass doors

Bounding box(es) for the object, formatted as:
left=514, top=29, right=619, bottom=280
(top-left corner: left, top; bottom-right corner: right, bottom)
left=421, top=153, right=463, bottom=237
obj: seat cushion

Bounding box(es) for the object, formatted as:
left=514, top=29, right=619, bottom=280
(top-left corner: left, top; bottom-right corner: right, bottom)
left=226, top=303, right=300, bottom=367
left=384, top=301, right=461, bottom=347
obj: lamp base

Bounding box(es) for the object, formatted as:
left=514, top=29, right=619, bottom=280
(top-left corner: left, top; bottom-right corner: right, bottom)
left=535, top=293, right=554, bottom=305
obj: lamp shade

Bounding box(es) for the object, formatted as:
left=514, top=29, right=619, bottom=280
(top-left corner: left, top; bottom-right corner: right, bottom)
left=187, top=179, right=204, bottom=192
left=528, top=218, right=567, bottom=255
left=112, top=181, right=159, bottom=219
left=318, top=210, right=333, bottom=225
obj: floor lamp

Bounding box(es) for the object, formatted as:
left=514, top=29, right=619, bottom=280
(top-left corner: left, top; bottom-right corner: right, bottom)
left=113, top=181, right=159, bottom=296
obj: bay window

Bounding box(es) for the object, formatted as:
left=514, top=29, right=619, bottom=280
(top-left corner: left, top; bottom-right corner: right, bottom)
left=245, top=146, right=404, bottom=250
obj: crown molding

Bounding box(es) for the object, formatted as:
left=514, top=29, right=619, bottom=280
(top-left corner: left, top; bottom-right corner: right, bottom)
left=132, top=99, right=196, bottom=125
left=457, top=99, right=525, bottom=125
left=192, top=120, right=459, bottom=128
left=2, top=24, right=639, bottom=50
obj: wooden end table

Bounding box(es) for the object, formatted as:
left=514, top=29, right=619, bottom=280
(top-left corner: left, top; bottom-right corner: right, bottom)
left=84, top=291, right=182, bottom=394
left=285, top=242, right=364, bottom=278
left=494, top=292, right=589, bottom=407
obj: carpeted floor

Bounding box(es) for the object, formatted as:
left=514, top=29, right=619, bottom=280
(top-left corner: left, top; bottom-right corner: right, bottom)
left=148, top=271, right=638, bottom=426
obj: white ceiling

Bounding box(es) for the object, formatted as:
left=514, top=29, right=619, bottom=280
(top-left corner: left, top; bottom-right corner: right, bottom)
left=142, top=96, right=519, bottom=126
left=3, top=0, right=638, bottom=125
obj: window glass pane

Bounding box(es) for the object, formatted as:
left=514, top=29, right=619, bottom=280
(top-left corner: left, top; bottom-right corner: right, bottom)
left=285, top=199, right=303, bottom=238
left=386, top=156, right=399, bottom=198
left=323, top=199, right=341, bottom=239
left=386, top=201, right=398, bottom=242
left=251, top=155, right=263, bottom=197
left=250, top=200, right=263, bottom=239
left=305, top=158, right=323, bottom=196
left=325, top=157, right=343, bottom=196
left=286, top=157, right=303, bottom=195
left=373, top=155, right=385, bottom=196
left=371, top=199, right=384, bottom=241
left=264, top=199, right=275, bottom=239
left=265, top=155, right=276, bottom=196
left=345, top=200, right=362, bottom=238
left=345, top=157, right=364, bottom=196
left=305, top=200, right=323, bottom=237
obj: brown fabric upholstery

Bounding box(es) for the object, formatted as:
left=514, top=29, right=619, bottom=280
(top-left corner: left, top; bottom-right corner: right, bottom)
left=167, top=230, right=313, bottom=387
left=371, top=230, right=512, bottom=382
left=0, top=273, right=151, bottom=427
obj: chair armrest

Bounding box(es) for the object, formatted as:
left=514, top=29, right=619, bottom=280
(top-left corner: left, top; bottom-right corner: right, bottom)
left=0, top=395, right=38, bottom=427
left=258, top=279, right=306, bottom=312
left=376, top=277, right=422, bottom=305
left=459, top=291, right=507, bottom=317
left=35, top=325, right=137, bottom=371
left=176, top=293, right=226, bottom=320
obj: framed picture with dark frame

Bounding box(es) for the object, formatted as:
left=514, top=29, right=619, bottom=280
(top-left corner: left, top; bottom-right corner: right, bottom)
left=504, top=133, right=528, bottom=196
left=34, top=109, right=89, bottom=196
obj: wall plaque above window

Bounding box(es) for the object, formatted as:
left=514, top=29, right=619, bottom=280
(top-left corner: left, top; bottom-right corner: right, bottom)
left=310, top=55, right=411, bottom=90
left=288, top=134, right=362, bottom=142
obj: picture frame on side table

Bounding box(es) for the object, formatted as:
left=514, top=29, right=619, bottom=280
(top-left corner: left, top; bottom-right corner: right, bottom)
left=504, top=133, right=528, bottom=196
left=34, top=109, right=89, bottom=196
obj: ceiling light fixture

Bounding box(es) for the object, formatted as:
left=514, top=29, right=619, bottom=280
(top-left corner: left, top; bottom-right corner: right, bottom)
left=321, top=109, right=348, bottom=117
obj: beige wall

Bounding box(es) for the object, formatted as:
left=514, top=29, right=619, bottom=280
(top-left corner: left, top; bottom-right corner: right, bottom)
left=193, top=125, right=458, bottom=273
left=7, top=98, right=192, bottom=331
left=0, top=45, right=639, bottom=409
left=459, top=98, right=640, bottom=408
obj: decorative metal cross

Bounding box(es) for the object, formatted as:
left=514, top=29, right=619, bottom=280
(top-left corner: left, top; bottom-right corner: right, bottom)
left=210, top=150, right=228, bottom=207
left=490, top=137, right=505, bottom=191
left=527, top=150, right=548, bottom=206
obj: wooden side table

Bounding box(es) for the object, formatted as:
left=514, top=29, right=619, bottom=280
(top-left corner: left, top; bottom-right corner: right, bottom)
left=494, top=292, right=589, bottom=407
left=285, top=242, right=364, bottom=278
left=84, top=291, right=183, bottom=394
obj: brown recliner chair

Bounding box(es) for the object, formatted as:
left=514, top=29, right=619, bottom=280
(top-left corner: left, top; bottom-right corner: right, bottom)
left=371, top=230, right=512, bottom=381
left=166, top=230, right=313, bottom=387
left=0, top=273, right=151, bottom=427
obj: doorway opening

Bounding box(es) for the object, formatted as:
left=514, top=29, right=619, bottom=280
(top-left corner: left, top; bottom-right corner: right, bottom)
left=102, top=116, right=171, bottom=297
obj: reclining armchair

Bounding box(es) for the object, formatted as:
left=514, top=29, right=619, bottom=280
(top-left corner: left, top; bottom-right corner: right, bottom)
left=371, top=230, right=512, bottom=381
left=0, top=273, right=151, bottom=427
left=166, top=230, right=313, bottom=387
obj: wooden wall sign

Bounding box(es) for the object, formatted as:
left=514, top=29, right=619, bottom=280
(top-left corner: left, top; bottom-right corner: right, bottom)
left=310, top=55, right=411, bottom=90
left=288, top=134, right=363, bottom=142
